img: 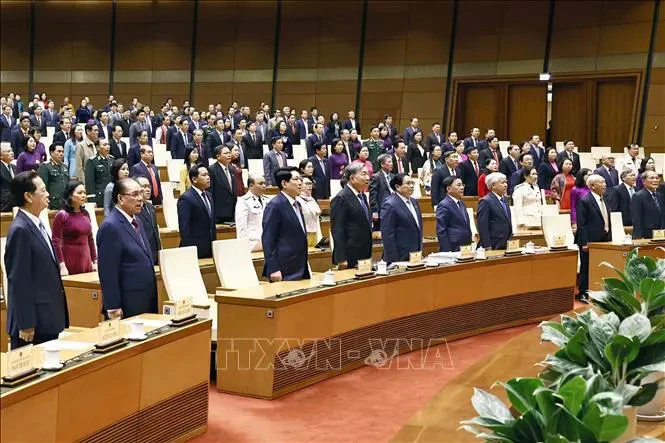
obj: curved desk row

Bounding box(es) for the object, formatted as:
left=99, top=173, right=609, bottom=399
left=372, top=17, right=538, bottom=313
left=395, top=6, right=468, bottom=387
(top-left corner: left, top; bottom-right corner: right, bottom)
left=213, top=249, right=577, bottom=399
left=1, top=315, right=212, bottom=443
left=588, top=240, right=665, bottom=291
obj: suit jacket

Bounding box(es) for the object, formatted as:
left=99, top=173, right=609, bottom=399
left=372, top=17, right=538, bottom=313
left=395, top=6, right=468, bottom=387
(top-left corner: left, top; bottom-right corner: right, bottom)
left=463, top=137, right=481, bottom=150
left=0, top=162, right=16, bottom=211
left=478, top=147, right=503, bottom=168
left=42, top=108, right=59, bottom=127
left=109, top=138, right=128, bottom=159
left=606, top=184, right=633, bottom=227
left=29, top=115, right=47, bottom=136
left=177, top=187, right=216, bottom=258
left=538, top=161, right=558, bottom=190
left=309, top=155, right=331, bottom=200
left=242, top=132, right=264, bottom=160
left=529, top=144, right=546, bottom=168
left=261, top=192, right=310, bottom=280
left=407, top=142, right=427, bottom=173
left=129, top=121, right=152, bottom=146
left=53, top=130, right=69, bottom=147
left=431, top=166, right=461, bottom=207
left=477, top=193, right=513, bottom=249
left=343, top=119, right=360, bottom=134
left=369, top=170, right=393, bottom=216
left=576, top=192, right=611, bottom=247
left=499, top=156, right=520, bottom=179
left=1, top=114, right=16, bottom=142
left=442, top=142, right=455, bottom=153
left=209, top=162, right=238, bottom=222
left=631, top=189, right=665, bottom=239
left=391, top=155, right=409, bottom=175
left=263, top=150, right=288, bottom=186
left=380, top=193, right=423, bottom=263
left=96, top=123, right=113, bottom=140
left=170, top=130, right=190, bottom=159
left=5, top=210, right=69, bottom=337
left=206, top=130, right=229, bottom=160
left=117, top=119, right=131, bottom=137
left=426, top=132, right=444, bottom=152
left=509, top=168, right=526, bottom=195
left=459, top=159, right=480, bottom=196
left=331, top=185, right=373, bottom=267
left=558, top=151, right=581, bottom=175
left=594, top=166, right=619, bottom=188
left=306, top=133, right=325, bottom=158
left=130, top=161, right=163, bottom=205
left=295, top=119, right=309, bottom=140
left=436, top=196, right=473, bottom=252
left=403, top=126, right=418, bottom=145
left=127, top=145, right=141, bottom=168
left=10, top=128, right=28, bottom=157
left=136, top=201, right=161, bottom=265
left=97, top=208, right=158, bottom=317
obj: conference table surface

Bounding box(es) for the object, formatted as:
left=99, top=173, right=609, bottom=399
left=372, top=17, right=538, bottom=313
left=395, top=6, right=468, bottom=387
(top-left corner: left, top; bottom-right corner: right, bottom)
left=1, top=314, right=212, bottom=443
left=391, top=310, right=665, bottom=442
left=214, top=249, right=578, bottom=399
left=588, top=239, right=665, bottom=291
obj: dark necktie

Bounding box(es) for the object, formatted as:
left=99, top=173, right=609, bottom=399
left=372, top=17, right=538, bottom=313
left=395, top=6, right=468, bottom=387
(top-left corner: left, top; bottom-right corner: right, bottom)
left=457, top=200, right=468, bottom=225
left=358, top=193, right=370, bottom=221
left=499, top=196, right=509, bottom=218
left=202, top=191, right=211, bottom=217
left=131, top=218, right=147, bottom=250
left=653, top=192, right=661, bottom=211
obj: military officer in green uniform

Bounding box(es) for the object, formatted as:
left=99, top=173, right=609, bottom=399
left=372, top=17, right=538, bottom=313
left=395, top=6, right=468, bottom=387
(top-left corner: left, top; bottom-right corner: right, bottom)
left=362, top=125, right=384, bottom=172
left=37, top=143, right=69, bottom=210
left=85, top=138, right=114, bottom=207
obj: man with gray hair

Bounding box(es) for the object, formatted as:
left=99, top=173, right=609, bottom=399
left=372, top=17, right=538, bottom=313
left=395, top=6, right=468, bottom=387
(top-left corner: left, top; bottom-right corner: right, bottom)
left=331, top=162, right=373, bottom=269
left=369, top=153, right=394, bottom=225
left=477, top=172, right=512, bottom=250
left=606, top=168, right=635, bottom=226
left=576, top=173, right=610, bottom=299
left=235, top=173, right=268, bottom=251
left=631, top=170, right=665, bottom=239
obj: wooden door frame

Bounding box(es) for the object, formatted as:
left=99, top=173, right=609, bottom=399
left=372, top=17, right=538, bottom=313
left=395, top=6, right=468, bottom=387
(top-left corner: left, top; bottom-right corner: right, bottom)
left=448, top=70, right=644, bottom=146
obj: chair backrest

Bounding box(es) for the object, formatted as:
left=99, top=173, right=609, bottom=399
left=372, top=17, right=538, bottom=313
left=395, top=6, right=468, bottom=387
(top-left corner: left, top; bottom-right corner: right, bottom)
left=153, top=143, right=169, bottom=167
left=467, top=207, right=478, bottom=237
left=540, top=189, right=548, bottom=205
left=579, top=152, right=597, bottom=171
left=555, top=141, right=565, bottom=152
left=212, top=238, right=260, bottom=290
left=542, top=204, right=559, bottom=217
left=84, top=202, right=99, bottom=250
left=248, top=159, right=263, bottom=176
left=412, top=178, right=423, bottom=199
left=509, top=206, right=518, bottom=233
left=263, top=144, right=269, bottom=155
left=330, top=179, right=342, bottom=198
left=498, top=141, right=510, bottom=158
left=166, top=158, right=182, bottom=183
left=610, top=212, right=626, bottom=243
left=590, top=146, right=612, bottom=159
left=159, top=246, right=209, bottom=304
left=46, top=126, right=55, bottom=138
left=0, top=237, right=7, bottom=301
left=293, top=144, right=307, bottom=162
left=651, top=153, right=665, bottom=175
left=160, top=182, right=179, bottom=229
left=286, top=158, right=298, bottom=167
left=542, top=214, right=575, bottom=248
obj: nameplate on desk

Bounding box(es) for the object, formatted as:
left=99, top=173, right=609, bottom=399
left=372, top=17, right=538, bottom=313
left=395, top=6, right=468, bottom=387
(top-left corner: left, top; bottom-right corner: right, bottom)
left=5, top=345, right=36, bottom=379
left=357, top=259, right=372, bottom=275
left=97, top=319, right=121, bottom=346
left=409, top=251, right=422, bottom=264
left=652, top=229, right=665, bottom=241
left=552, top=234, right=567, bottom=248
left=459, top=245, right=473, bottom=257
left=173, top=296, right=194, bottom=320
left=507, top=239, right=520, bottom=251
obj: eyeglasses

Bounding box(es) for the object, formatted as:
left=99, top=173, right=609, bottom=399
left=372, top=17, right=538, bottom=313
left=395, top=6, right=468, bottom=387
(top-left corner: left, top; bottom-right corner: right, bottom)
left=120, top=191, right=142, bottom=198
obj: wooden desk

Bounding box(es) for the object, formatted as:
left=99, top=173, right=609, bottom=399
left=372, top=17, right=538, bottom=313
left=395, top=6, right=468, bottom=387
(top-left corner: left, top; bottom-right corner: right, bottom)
left=392, top=314, right=664, bottom=442
left=0, top=300, right=6, bottom=352
left=159, top=224, right=236, bottom=250
left=214, top=250, right=577, bottom=399
left=1, top=314, right=212, bottom=443
left=588, top=241, right=665, bottom=291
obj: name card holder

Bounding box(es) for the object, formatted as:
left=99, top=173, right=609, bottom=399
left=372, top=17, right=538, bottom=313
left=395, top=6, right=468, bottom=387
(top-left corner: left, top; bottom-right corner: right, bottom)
left=456, top=245, right=475, bottom=263
left=354, top=258, right=375, bottom=279
left=650, top=229, right=665, bottom=243
left=94, top=319, right=127, bottom=354
left=504, top=239, right=522, bottom=256
left=170, top=297, right=197, bottom=327
left=1, top=345, right=40, bottom=387
left=406, top=251, right=425, bottom=270
left=550, top=234, right=568, bottom=251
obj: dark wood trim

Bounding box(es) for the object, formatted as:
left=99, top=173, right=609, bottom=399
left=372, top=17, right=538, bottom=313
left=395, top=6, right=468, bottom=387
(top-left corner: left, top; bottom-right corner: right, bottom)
left=354, top=0, right=369, bottom=120
left=442, top=0, right=459, bottom=133
left=542, top=0, right=556, bottom=74
left=188, top=0, right=200, bottom=103
left=108, top=0, right=117, bottom=95
left=637, top=0, right=661, bottom=145
left=28, top=0, right=35, bottom=96
left=270, top=0, right=282, bottom=113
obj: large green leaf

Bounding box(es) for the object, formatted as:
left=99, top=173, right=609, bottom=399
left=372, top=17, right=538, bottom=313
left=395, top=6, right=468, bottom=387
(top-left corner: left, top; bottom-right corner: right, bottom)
left=589, top=317, right=616, bottom=353
left=470, top=388, right=514, bottom=424
left=533, top=388, right=563, bottom=435
left=618, top=313, right=652, bottom=342
left=558, top=376, right=586, bottom=416
left=563, top=328, right=588, bottom=366
left=499, top=378, right=544, bottom=415
left=458, top=417, right=521, bottom=441
left=555, top=404, right=598, bottom=442
left=643, top=329, right=665, bottom=346
left=604, top=335, right=640, bottom=372
left=627, top=382, right=660, bottom=407
left=581, top=402, right=629, bottom=442
left=560, top=315, right=581, bottom=336
left=628, top=343, right=665, bottom=370
left=540, top=322, right=570, bottom=347
left=640, top=278, right=665, bottom=305
left=512, top=408, right=543, bottom=442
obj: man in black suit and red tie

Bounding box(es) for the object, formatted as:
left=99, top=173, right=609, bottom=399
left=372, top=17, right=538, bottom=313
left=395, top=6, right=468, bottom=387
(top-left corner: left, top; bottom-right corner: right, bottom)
left=478, top=136, right=503, bottom=168
left=459, top=147, right=481, bottom=196
left=129, top=145, right=163, bottom=206
left=177, top=165, right=216, bottom=259
left=391, top=140, right=409, bottom=175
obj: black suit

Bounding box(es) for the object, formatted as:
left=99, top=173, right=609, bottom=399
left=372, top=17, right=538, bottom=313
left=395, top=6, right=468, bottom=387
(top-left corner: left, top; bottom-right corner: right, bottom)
left=529, top=144, right=546, bottom=168
left=478, top=148, right=502, bottom=168
left=538, top=161, right=558, bottom=190
left=391, top=155, right=409, bottom=175
left=606, top=184, right=633, bottom=227
left=109, top=137, right=128, bottom=159
left=117, top=119, right=131, bottom=137
left=5, top=210, right=69, bottom=347
left=206, top=130, right=229, bottom=160
left=209, top=162, right=238, bottom=223
left=499, top=156, right=520, bottom=179
left=177, top=187, right=216, bottom=258
left=331, top=185, right=373, bottom=267
left=407, top=142, right=427, bottom=173
left=431, top=166, right=461, bottom=207
left=369, top=170, right=393, bottom=217
left=136, top=201, right=161, bottom=265
left=631, top=189, right=665, bottom=239
left=310, top=155, right=331, bottom=200
left=557, top=151, right=581, bottom=176
left=0, top=162, right=16, bottom=211
left=426, top=132, right=444, bottom=152
left=129, top=162, right=163, bottom=206
left=459, top=159, right=480, bottom=196
left=576, top=192, right=611, bottom=294
left=436, top=196, right=473, bottom=252
left=242, top=132, right=263, bottom=160
left=29, top=115, right=47, bottom=136
left=477, top=193, right=512, bottom=249
left=1, top=114, right=15, bottom=142
left=594, top=166, right=619, bottom=188
left=53, top=130, right=69, bottom=147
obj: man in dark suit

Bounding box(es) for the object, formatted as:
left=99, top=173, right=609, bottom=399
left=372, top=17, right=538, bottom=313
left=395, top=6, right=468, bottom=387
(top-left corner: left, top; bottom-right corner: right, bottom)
left=499, top=144, right=521, bottom=178
left=206, top=118, right=229, bottom=160
left=369, top=154, right=394, bottom=225
left=5, top=171, right=69, bottom=348
left=11, top=116, right=31, bottom=157
left=129, top=108, right=152, bottom=147
left=343, top=110, right=360, bottom=134
left=309, top=142, right=330, bottom=200
left=426, top=122, right=443, bottom=153
left=403, top=117, right=420, bottom=145
left=528, top=134, right=546, bottom=168
left=53, top=117, right=71, bottom=147
left=187, top=129, right=206, bottom=162
left=170, top=119, right=190, bottom=159
left=509, top=153, right=534, bottom=195
left=261, top=167, right=310, bottom=281
left=209, top=144, right=237, bottom=223
left=431, top=151, right=461, bottom=208
left=606, top=169, right=636, bottom=227
left=228, top=128, right=246, bottom=168
left=0, top=144, right=16, bottom=211
left=380, top=173, right=423, bottom=263
left=459, top=147, right=481, bottom=196
left=116, top=110, right=132, bottom=137
left=391, top=140, right=409, bottom=175
left=331, top=163, right=373, bottom=269
left=556, top=140, right=581, bottom=176
left=436, top=177, right=473, bottom=252
left=1, top=105, right=16, bottom=142
left=177, top=165, right=216, bottom=259
left=306, top=123, right=325, bottom=157
left=85, top=139, right=113, bottom=208
left=442, top=131, right=458, bottom=153
left=476, top=129, right=496, bottom=151
left=135, top=176, right=161, bottom=265
left=109, top=125, right=128, bottom=159
left=97, top=178, right=158, bottom=319
left=463, top=127, right=481, bottom=150
left=478, top=137, right=503, bottom=168
left=243, top=121, right=264, bottom=160
left=631, top=170, right=665, bottom=239
left=29, top=106, right=47, bottom=136
left=129, top=145, right=162, bottom=206
left=43, top=100, right=59, bottom=128
left=96, top=111, right=113, bottom=140
left=477, top=172, right=512, bottom=249
left=576, top=174, right=611, bottom=297
left=263, top=137, right=289, bottom=186
left=594, top=154, right=619, bottom=188
left=383, top=114, right=398, bottom=142
left=295, top=109, right=310, bottom=141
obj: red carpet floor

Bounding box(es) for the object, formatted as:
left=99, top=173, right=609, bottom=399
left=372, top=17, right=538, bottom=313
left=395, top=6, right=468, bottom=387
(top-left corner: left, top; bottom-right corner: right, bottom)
left=194, top=323, right=535, bottom=443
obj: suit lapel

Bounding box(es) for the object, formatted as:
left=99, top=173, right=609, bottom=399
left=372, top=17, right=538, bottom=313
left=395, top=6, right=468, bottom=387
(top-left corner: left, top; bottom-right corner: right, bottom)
left=347, top=187, right=370, bottom=225
left=19, top=212, right=58, bottom=266
left=115, top=210, right=151, bottom=258
left=493, top=195, right=510, bottom=222
left=397, top=196, right=420, bottom=231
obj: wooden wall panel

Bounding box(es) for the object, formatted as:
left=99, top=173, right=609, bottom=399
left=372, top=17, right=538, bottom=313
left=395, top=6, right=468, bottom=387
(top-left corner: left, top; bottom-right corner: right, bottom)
left=507, top=84, right=547, bottom=144
left=595, top=78, right=636, bottom=149
left=0, top=84, right=28, bottom=97
left=456, top=85, right=500, bottom=137
left=0, top=1, right=30, bottom=70
left=551, top=82, right=589, bottom=148
left=642, top=68, right=665, bottom=152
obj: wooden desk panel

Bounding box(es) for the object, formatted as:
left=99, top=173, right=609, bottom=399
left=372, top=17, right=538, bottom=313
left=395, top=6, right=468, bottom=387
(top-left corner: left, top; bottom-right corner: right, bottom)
left=215, top=250, right=577, bottom=399
left=588, top=241, right=665, bottom=291
left=392, top=314, right=665, bottom=442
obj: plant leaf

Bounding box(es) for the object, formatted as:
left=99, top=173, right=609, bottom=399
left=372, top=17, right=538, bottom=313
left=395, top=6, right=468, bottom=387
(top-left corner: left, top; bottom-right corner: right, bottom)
left=558, top=376, right=586, bottom=416
left=563, top=328, right=588, bottom=366
left=618, top=313, right=652, bottom=342
left=470, top=388, right=514, bottom=424
left=604, top=335, right=640, bottom=373
left=501, top=378, right=543, bottom=415
left=540, top=322, right=569, bottom=347
left=627, top=382, right=659, bottom=407
left=640, top=278, right=665, bottom=305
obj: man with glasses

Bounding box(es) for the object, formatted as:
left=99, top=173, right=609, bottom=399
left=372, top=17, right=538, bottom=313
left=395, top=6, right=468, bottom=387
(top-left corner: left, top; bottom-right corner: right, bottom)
left=97, top=178, right=158, bottom=319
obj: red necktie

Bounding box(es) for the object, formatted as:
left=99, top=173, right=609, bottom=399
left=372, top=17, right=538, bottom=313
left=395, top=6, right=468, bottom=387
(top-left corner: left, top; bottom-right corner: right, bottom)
left=160, top=126, right=166, bottom=143
left=147, top=165, right=159, bottom=198
left=398, top=158, right=404, bottom=173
